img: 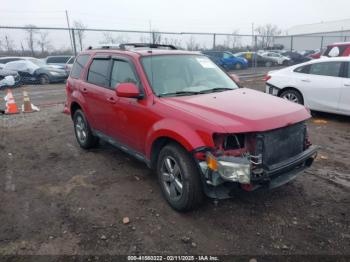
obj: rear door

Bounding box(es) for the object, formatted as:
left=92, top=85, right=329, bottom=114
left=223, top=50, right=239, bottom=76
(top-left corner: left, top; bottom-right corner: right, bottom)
left=297, top=61, right=343, bottom=113
left=339, top=62, right=350, bottom=115
left=82, top=55, right=112, bottom=133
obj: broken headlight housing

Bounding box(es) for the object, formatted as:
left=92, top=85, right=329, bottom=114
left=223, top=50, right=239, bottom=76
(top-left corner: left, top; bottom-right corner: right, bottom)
left=207, top=153, right=251, bottom=184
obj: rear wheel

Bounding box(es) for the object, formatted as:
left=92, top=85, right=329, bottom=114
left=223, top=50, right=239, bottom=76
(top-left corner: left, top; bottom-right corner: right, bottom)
left=234, top=63, right=242, bottom=70
left=73, top=109, right=99, bottom=149
left=265, top=61, right=273, bottom=67
left=39, top=74, right=50, bottom=85
left=280, top=89, right=304, bottom=105
left=157, top=143, right=203, bottom=211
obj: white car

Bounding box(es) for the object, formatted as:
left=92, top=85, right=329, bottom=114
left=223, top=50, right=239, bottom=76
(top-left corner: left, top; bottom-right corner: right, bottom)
left=265, top=57, right=350, bottom=116
left=261, top=52, right=291, bottom=65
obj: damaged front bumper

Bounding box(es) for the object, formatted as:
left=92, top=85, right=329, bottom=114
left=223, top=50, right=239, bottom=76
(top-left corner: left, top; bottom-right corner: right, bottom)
left=198, top=145, right=318, bottom=199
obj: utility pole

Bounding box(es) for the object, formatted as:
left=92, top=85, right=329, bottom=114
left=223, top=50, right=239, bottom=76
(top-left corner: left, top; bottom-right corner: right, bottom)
left=251, top=22, right=254, bottom=48
left=65, top=10, right=74, bottom=55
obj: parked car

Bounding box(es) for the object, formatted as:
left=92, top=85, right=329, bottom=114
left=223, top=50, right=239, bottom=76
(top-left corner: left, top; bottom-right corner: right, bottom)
left=235, top=52, right=277, bottom=67
left=44, top=55, right=74, bottom=69
left=202, top=51, right=248, bottom=70
left=64, top=56, right=75, bottom=74
left=323, top=42, right=350, bottom=57
left=265, top=57, right=350, bottom=116
left=0, top=69, right=21, bottom=88
left=261, top=52, right=291, bottom=65
left=281, top=51, right=311, bottom=64
left=64, top=43, right=317, bottom=211
left=4, top=59, right=68, bottom=84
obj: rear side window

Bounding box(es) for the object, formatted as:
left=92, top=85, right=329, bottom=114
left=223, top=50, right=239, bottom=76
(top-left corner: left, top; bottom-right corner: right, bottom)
left=110, top=60, right=138, bottom=88
left=309, top=62, right=342, bottom=77
left=47, top=56, right=70, bottom=63
left=87, top=59, right=110, bottom=86
left=71, top=55, right=90, bottom=79
left=294, top=65, right=310, bottom=74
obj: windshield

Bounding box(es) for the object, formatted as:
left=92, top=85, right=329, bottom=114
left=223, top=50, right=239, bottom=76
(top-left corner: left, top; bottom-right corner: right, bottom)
left=141, top=55, right=239, bottom=97
left=28, top=58, right=46, bottom=67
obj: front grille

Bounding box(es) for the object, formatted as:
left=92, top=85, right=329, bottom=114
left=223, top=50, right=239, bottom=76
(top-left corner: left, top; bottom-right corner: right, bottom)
left=256, top=122, right=306, bottom=166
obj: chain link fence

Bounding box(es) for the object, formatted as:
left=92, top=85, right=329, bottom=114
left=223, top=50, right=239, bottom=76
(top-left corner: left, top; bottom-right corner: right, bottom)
left=1, top=25, right=350, bottom=61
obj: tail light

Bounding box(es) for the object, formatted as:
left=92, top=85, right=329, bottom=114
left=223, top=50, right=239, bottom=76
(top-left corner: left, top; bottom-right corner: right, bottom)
left=264, top=74, right=271, bottom=81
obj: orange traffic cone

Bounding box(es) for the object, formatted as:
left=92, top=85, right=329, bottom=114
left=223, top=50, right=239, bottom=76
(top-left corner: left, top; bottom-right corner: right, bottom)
left=22, top=90, right=33, bottom=113
left=4, top=89, right=19, bottom=114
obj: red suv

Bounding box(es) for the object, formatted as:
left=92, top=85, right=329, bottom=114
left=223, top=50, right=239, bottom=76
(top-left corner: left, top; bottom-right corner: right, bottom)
left=64, top=43, right=318, bottom=211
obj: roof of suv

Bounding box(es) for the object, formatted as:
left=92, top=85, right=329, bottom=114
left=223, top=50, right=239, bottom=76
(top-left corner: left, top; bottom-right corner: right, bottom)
left=82, top=44, right=201, bottom=58
left=82, top=48, right=201, bottom=58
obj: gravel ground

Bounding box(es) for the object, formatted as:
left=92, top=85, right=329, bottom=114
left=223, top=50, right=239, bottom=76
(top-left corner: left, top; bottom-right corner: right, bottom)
left=0, top=81, right=349, bottom=256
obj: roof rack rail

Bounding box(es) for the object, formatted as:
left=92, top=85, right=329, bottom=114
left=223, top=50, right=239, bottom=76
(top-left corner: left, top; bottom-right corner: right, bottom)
left=87, top=44, right=120, bottom=50
left=119, top=43, right=177, bottom=50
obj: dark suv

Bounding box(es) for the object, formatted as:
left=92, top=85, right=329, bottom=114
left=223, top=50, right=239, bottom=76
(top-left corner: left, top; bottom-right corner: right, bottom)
left=65, top=43, right=317, bottom=211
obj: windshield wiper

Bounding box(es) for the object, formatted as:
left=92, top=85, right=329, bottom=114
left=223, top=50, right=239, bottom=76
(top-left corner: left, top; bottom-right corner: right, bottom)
left=198, top=87, right=234, bottom=94
left=158, top=91, right=201, bottom=97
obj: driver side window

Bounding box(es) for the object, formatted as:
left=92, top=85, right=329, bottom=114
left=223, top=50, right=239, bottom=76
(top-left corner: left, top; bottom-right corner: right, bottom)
left=110, top=60, right=138, bottom=88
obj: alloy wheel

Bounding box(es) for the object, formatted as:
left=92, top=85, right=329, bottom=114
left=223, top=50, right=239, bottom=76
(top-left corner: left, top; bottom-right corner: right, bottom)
left=75, top=115, right=87, bottom=143
left=160, top=156, right=184, bottom=201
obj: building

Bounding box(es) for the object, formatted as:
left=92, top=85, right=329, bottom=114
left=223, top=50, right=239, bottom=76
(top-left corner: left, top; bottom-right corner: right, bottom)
left=275, top=19, right=350, bottom=51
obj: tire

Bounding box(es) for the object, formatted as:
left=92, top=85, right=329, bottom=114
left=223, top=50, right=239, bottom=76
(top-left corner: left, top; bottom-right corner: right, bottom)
left=39, top=74, right=50, bottom=85
left=234, top=63, right=242, bottom=70
left=265, top=61, right=272, bottom=67
left=157, top=143, right=204, bottom=211
left=73, top=109, right=99, bottom=149
left=280, top=89, right=304, bottom=105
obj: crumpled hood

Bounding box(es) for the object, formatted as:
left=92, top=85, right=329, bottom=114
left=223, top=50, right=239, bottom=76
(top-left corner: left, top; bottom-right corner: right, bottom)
left=162, top=88, right=310, bottom=133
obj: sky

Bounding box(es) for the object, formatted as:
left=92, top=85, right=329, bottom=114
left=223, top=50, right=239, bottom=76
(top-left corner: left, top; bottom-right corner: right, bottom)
left=1, top=0, right=350, bottom=34
left=1, top=0, right=350, bottom=52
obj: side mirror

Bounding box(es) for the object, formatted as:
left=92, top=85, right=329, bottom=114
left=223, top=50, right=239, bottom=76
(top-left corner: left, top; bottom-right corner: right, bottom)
left=115, top=82, right=142, bottom=99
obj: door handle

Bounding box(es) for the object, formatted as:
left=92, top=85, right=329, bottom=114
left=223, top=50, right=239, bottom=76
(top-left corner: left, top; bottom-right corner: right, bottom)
left=344, top=84, right=350, bottom=87
left=301, top=79, right=311, bottom=83
left=107, top=97, right=116, bottom=104
left=81, top=87, right=88, bottom=93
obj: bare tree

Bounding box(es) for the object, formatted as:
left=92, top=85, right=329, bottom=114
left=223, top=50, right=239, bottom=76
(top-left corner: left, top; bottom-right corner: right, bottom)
left=4, top=35, right=15, bottom=52
left=255, top=24, right=281, bottom=49
left=163, top=37, right=182, bottom=48
left=186, top=35, right=200, bottom=51
left=73, top=20, right=86, bottom=51
left=152, top=31, right=162, bottom=44
left=100, top=32, right=129, bottom=45
left=24, top=24, right=38, bottom=56
left=37, top=31, right=50, bottom=54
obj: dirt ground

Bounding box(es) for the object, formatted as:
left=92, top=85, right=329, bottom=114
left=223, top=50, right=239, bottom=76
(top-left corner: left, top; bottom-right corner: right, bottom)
left=0, top=80, right=349, bottom=256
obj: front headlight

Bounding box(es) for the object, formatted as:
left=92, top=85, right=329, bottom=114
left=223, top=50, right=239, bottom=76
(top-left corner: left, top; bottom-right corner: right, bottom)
left=207, top=153, right=251, bottom=184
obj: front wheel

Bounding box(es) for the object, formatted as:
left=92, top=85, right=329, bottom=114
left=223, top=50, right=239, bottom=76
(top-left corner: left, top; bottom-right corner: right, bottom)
left=280, top=89, right=304, bottom=105
left=73, top=109, right=99, bottom=149
left=157, top=143, right=204, bottom=211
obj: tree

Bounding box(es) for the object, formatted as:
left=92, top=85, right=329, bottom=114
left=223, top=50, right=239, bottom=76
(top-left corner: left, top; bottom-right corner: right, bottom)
left=255, top=24, right=282, bottom=49
left=4, top=35, right=15, bottom=52
left=73, top=20, right=86, bottom=51
left=223, top=30, right=241, bottom=49
left=186, top=35, right=200, bottom=51
left=24, top=24, right=38, bottom=56
left=152, top=30, right=162, bottom=44
left=100, top=32, right=129, bottom=45
left=37, top=31, right=50, bottom=54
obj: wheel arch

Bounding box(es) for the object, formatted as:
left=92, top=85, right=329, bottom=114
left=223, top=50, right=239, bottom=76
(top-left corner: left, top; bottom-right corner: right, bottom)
left=146, top=122, right=213, bottom=169
left=278, top=86, right=304, bottom=104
